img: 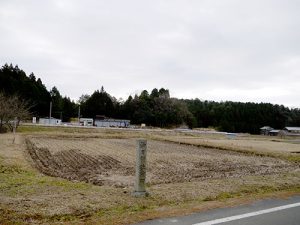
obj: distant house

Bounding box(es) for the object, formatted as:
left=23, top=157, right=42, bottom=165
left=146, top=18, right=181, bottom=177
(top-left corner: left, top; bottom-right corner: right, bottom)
left=283, top=127, right=300, bottom=134
left=260, top=126, right=273, bottom=135
left=94, top=115, right=130, bottom=128
left=39, top=117, right=61, bottom=125
left=79, top=118, right=93, bottom=126
left=269, top=129, right=280, bottom=136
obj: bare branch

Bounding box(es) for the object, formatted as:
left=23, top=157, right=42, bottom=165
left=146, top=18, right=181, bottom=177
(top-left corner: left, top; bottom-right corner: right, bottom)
left=0, top=93, right=32, bottom=133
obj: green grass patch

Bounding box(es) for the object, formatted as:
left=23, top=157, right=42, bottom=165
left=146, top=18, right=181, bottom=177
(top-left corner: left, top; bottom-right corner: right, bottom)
left=0, top=159, right=92, bottom=197
left=285, top=155, right=300, bottom=163
left=0, top=164, right=27, bottom=174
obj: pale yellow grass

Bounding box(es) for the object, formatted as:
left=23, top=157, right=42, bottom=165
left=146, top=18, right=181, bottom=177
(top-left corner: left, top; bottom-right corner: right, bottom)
left=151, top=132, right=300, bottom=157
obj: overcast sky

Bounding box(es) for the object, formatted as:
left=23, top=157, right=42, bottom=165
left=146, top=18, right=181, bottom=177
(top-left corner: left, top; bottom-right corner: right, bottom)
left=0, top=0, right=299, bottom=107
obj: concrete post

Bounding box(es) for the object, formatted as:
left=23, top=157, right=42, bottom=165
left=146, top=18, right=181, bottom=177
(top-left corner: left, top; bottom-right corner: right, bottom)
left=132, top=139, right=149, bottom=197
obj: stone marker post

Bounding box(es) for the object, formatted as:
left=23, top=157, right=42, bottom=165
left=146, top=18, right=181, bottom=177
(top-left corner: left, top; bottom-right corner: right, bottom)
left=132, top=139, right=149, bottom=197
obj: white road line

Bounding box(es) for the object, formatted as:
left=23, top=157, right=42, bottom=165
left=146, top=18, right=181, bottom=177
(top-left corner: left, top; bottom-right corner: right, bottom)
left=193, top=202, right=300, bottom=225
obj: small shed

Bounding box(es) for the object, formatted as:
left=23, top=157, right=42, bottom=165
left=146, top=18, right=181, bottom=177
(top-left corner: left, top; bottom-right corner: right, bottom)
left=269, top=129, right=280, bottom=136
left=79, top=118, right=93, bottom=126
left=260, top=126, right=273, bottom=135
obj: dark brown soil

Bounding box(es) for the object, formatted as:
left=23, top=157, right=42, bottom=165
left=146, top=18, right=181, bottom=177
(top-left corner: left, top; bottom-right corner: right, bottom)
left=26, top=139, right=134, bottom=186
left=26, top=137, right=299, bottom=187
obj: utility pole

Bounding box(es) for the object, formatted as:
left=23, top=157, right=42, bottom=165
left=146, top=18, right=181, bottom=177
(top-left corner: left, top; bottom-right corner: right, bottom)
left=49, top=101, right=52, bottom=124
left=12, top=117, right=17, bottom=144
left=78, top=105, right=80, bottom=125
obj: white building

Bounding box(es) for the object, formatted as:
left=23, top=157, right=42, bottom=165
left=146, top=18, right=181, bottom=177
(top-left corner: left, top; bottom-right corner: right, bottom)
left=79, top=118, right=94, bottom=126
left=39, top=117, right=62, bottom=125
left=94, top=118, right=130, bottom=128
left=283, top=127, right=300, bottom=134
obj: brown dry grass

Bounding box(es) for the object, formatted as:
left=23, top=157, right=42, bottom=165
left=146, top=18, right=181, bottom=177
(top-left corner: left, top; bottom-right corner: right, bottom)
left=164, top=135, right=300, bottom=154
left=27, top=136, right=298, bottom=187
left=0, top=126, right=299, bottom=225
left=148, top=131, right=300, bottom=162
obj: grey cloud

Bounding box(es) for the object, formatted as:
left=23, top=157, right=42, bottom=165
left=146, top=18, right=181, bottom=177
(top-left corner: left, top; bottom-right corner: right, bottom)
left=0, top=0, right=299, bottom=107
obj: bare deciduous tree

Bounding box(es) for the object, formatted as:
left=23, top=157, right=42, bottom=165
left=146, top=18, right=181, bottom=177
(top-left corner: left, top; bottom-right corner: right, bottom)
left=0, top=93, right=32, bottom=133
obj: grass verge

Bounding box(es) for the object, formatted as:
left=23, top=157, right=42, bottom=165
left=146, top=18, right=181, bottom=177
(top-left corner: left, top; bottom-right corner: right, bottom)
left=1, top=154, right=299, bottom=225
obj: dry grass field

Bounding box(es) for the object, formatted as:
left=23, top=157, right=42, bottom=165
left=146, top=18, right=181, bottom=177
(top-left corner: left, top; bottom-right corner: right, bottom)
left=27, top=136, right=297, bottom=187
left=0, top=125, right=300, bottom=224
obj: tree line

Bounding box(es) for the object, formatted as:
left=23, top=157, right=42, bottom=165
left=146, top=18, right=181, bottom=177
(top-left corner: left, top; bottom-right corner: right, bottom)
left=1, top=63, right=300, bottom=134
left=0, top=64, right=77, bottom=123
left=185, top=99, right=300, bottom=133
left=80, top=87, right=195, bottom=128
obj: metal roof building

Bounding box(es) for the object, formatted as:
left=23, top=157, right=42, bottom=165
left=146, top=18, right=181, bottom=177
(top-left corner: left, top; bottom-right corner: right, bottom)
left=260, top=126, right=273, bottom=135
left=94, top=116, right=130, bottom=128
left=283, top=127, right=300, bottom=133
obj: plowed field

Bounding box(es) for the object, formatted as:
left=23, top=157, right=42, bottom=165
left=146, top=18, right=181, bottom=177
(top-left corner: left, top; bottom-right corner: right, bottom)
left=26, top=136, right=298, bottom=187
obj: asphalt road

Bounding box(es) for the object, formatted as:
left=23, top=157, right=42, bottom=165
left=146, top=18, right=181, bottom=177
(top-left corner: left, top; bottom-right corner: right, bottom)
left=134, top=195, right=300, bottom=225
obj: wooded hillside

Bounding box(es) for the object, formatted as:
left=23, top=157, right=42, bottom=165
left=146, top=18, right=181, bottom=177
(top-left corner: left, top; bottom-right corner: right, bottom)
left=1, top=63, right=299, bottom=133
